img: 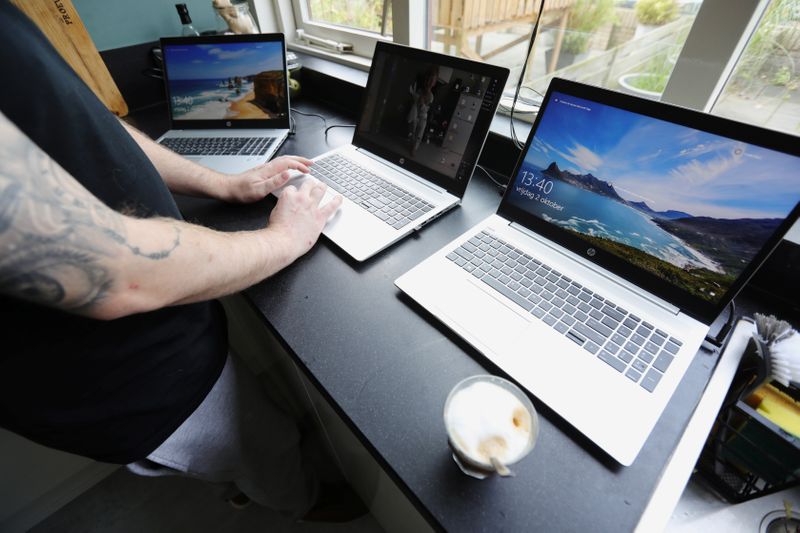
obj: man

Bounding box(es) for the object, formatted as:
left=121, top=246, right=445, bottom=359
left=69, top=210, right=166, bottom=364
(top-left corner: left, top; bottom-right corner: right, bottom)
left=0, top=0, right=352, bottom=520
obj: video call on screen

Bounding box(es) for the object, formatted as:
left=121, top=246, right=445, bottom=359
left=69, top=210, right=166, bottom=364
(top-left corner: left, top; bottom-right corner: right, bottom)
left=357, top=50, right=502, bottom=182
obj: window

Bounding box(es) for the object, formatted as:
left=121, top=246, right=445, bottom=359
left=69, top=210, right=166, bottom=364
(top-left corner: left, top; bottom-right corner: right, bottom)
left=711, top=0, right=800, bottom=136
left=428, top=0, right=706, bottom=110
left=278, top=0, right=794, bottom=130
left=304, top=0, right=392, bottom=36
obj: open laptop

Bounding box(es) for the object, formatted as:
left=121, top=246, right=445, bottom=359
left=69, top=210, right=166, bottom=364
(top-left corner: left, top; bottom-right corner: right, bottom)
left=396, top=78, right=800, bottom=466
left=282, top=42, right=508, bottom=261
left=156, top=33, right=290, bottom=174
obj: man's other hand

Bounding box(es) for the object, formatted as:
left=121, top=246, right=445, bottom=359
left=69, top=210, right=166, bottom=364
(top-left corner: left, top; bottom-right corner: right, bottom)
left=223, top=155, right=314, bottom=203
left=266, top=178, right=342, bottom=260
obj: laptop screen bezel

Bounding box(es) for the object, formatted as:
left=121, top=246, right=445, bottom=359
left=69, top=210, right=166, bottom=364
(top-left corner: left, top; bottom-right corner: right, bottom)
left=160, top=33, right=290, bottom=130
left=351, top=41, right=509, bottom=199
left=497, top=78, right=800, bottom=324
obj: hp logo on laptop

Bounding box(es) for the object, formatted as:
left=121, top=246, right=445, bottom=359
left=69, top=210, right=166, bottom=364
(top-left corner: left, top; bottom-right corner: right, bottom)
left=399, top=158, right=405, bottom=165
left=587, top=248, right=596, bottom=257
left=226, top=121, right=231, bottom=127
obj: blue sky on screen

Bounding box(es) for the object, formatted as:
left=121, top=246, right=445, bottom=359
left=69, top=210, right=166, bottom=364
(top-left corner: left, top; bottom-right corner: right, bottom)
left=165, top=42, right=283, bottom=80
left=525, top=92, right=800, bottom=219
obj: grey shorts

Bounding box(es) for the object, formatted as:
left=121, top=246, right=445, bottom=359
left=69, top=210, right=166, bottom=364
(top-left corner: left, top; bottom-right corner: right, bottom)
left=127, top=353, right=318, bottom=517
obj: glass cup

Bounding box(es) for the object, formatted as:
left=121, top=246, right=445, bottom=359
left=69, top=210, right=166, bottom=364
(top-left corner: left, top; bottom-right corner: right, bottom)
left=443, top=374, right=539, bottom=479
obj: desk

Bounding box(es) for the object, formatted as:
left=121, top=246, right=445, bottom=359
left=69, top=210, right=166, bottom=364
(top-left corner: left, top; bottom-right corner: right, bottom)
left=128, top=101, right=730, bottom=532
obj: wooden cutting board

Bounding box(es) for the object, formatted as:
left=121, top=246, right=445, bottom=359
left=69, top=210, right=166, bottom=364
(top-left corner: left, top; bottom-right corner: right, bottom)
left=11, top=0, right=128, bottom=116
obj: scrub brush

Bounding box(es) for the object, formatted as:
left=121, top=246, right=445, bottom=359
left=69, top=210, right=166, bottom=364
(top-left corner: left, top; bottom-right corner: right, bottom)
left=752, top=313, right=799, bottom=390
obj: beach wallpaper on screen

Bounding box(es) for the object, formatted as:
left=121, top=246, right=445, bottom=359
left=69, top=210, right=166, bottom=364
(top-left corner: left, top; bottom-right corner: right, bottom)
left=164, top=42, right=286, bottom=120
left=507, top=92, right=800, bottom=303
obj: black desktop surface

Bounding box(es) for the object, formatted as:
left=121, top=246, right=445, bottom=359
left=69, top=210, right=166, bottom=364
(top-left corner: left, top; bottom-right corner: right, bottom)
left=127, top=99, right=775, bottom=532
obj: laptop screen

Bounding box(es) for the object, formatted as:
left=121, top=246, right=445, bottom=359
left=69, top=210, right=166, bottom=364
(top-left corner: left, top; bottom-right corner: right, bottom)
left=160, top=34, right=289, bottom=129
left=500, top=79, right=800, bottom=321
left=353, top=42, right=509, bottom=198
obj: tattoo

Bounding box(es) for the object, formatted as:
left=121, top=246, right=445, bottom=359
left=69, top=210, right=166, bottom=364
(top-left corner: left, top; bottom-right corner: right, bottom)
left=0, top=113, right=181, bottom=312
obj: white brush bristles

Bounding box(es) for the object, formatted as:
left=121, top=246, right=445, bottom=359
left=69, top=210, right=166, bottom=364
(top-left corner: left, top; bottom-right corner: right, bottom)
left=770, top=331, right=800, bottom=387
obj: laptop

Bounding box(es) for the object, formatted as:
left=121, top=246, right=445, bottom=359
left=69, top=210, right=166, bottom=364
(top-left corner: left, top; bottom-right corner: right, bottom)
left=156, top=33, right=290, bottom=174
left=396, top=78, right=800, bottom=466
left=281, top=42, right=508, bottom=261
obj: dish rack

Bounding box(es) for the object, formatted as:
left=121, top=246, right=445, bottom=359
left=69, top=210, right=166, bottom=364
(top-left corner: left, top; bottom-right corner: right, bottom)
left=695, top=334, right=800, bottom=503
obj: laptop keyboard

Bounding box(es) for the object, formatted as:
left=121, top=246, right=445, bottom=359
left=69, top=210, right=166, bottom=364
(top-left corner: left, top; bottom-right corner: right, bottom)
left=447, top=230, right=684, bottom=393
left=312, top=154, right=434, bottom=230
left=159, top=136, right=276, bottom=156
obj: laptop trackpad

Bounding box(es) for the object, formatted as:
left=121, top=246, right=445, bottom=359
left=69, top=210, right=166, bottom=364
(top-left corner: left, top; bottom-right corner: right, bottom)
left=441, top=278, right=526, bottom=357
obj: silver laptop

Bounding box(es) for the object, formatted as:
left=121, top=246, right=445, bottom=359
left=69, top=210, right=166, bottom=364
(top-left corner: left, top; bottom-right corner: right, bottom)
left=156, top=34, right=290, bottom=174
left=283, top=42, right=508, bottom=261
left=396, top=78, right=800, bottom=466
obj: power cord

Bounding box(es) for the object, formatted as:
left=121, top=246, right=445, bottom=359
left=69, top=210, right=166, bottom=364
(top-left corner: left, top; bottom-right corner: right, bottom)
left=324, top=124, right=356, bottom=136
left=289, top=106, right=354, bottom=137
left=476, top=164, right=508, bottom=193
left=291, top=108, right=328, bottom=128
left=509, top=0, right=546, bottom=150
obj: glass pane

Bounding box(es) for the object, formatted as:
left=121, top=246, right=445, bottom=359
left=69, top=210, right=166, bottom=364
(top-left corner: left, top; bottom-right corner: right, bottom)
left=713, top=0, right=800, bottom=135
left=428, top=0, right=704, bottom=111
left=306, top=0, right=392, bottom=36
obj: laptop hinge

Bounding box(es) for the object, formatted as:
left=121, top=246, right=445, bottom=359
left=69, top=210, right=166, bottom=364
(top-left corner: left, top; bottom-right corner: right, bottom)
left=509, top=222, right=681, bottom=316
left=355, top=148, right=447, bottom=195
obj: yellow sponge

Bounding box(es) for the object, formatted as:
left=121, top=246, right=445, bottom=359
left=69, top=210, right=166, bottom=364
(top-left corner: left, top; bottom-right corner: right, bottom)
left=747, top=384, right=800, bottom=438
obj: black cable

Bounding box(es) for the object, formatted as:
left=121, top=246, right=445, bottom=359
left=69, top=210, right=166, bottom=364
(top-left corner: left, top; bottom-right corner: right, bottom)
left=291, top=108, right=328, bottom=128
left=324, top=124, right=356, bottom=136
left=476, top=164, right=507, bottom=193
left=510, top=0, right=546, bottom=150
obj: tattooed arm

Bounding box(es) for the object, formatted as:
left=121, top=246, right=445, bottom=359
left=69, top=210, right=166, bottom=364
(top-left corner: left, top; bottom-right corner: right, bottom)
left=121, top=121, right=313, bottom=203
left=0, top=111, right=341, bottom=320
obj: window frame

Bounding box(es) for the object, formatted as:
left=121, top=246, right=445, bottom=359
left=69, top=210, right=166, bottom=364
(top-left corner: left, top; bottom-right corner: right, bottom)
left=266, top=0, right=423, bottom=64
left=265, top=0, right=770, bottom=108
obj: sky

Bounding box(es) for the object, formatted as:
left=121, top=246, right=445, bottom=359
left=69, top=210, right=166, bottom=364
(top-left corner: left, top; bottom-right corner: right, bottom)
left=524, top=92, right=800, bottom=220
left=164, top=42, right=283, bottom=80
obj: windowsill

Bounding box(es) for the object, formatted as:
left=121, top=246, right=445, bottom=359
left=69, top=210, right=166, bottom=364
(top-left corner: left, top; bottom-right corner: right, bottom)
left=288, top=42, right=372, bottom=73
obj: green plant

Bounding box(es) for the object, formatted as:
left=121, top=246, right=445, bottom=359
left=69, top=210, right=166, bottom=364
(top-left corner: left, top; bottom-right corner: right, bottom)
left=635, top=0, right=678, bottom=26
left=563, top=0, right=616, bottom=54
left=731, top=0, right=800, bottom=91
left=772, top=65, right=793, bottom=86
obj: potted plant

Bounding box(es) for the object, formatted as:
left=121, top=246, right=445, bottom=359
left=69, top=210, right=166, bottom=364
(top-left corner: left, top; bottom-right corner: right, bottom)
left=618, top=52, right=673, bottom=99
left=634, top=0, right=679, bottom=37
left=547, top=0, right=615, bottom=70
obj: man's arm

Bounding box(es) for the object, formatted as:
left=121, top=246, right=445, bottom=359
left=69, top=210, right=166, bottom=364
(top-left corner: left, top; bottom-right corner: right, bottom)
left=121, top=121, right=310, bottom=203
left=0, top=111, right=341, bottom=320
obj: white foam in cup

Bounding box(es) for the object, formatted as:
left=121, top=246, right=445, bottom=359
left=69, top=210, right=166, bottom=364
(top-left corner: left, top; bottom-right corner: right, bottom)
left=444, top=375, right=538, bottom=474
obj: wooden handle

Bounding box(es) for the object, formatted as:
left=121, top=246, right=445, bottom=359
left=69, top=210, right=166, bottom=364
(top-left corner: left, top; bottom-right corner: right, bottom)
left=11, top=0, right=129, bottom=116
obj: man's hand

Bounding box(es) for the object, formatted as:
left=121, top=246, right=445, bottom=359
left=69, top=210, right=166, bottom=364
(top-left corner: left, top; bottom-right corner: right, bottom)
left=221, top=155, right=314, bottom=204
left=265, top=178, right=343, bottom=262
left=120, top=122, right=317, bottom=204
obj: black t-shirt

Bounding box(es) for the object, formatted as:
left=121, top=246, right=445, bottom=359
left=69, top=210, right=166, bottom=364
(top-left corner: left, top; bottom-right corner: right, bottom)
left=0, top=2, right=227, bottom=464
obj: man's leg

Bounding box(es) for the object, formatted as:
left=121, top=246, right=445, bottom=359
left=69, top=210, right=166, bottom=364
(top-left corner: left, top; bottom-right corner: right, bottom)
left=127, top=353, right=318, bottom=517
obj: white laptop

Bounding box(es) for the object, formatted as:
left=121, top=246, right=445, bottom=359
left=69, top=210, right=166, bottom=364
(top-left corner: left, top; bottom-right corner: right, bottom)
left=396, top=78, right=800, bottom=466
left=156, top=33, right=290, bottom=174
left=282, top=42, right=508, bottom=261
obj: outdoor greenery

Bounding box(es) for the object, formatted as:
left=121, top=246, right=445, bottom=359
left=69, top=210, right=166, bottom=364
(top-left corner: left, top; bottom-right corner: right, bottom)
left=563, top=0, right=616, bottom=53
left=307, top=0, right=391, bottom=35
left=731, top=0, right=800, bottom=93
left=634, top=0, right=678, bottom=26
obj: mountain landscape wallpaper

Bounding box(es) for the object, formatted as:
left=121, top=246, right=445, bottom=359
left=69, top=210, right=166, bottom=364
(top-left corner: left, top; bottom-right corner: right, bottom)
left=508, top=92, right=800, bottom=303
